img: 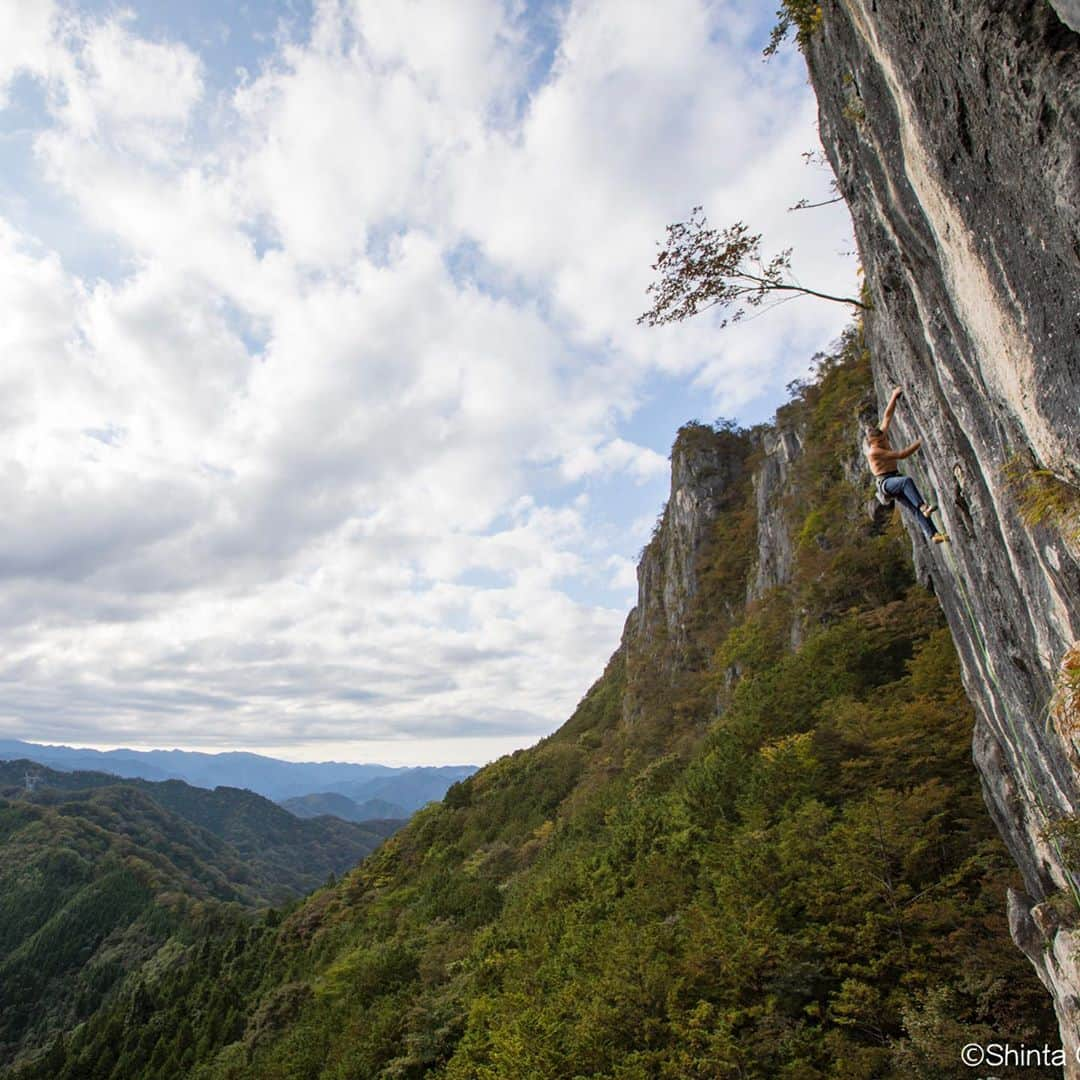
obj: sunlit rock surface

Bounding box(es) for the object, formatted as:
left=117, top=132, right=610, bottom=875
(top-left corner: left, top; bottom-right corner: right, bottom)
left=805, top=0, right=1080, bottom=1061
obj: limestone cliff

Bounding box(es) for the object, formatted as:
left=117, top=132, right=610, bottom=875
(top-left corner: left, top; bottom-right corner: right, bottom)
left=626, top=427, right=749, bottom=659
left=804, top=0, right=1080, bottom=1059
left=619, top=424, right=753, bottom=728
left=748, top=421, right=804, bottom=604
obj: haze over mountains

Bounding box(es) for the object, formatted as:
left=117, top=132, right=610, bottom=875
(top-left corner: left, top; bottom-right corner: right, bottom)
left=0, top=740, right=476, bottom=819
left=281, top=793, right=412, bottom=822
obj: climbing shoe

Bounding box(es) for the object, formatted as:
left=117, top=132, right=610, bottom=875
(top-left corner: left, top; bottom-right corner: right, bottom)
left=920, top=503, right=937, bottom=518
left=932, top=532, right=950, bottom=544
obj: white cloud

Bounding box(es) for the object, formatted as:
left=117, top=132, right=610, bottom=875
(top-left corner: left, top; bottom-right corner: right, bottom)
left=605, top=553, right=638, bottom=595
left=347, top=0, right=523, bottom=114
left=0, top=0, right=58, bottom=104
left=0, top=0, right=857, bottom=763
left=560, top=437, right=668, bottom=483
left=60, top=16, right=203, bottom=133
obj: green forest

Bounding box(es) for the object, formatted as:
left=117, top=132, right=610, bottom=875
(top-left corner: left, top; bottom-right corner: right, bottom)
left=6, top=330, right=1059, bottom=1079
left=0, top=765, right=398, bottom=1068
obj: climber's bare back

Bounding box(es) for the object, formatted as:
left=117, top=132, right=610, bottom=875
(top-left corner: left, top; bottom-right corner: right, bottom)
left=866, top=435, right=919, bottom=477
left=864, top=386, right=921, bottom=476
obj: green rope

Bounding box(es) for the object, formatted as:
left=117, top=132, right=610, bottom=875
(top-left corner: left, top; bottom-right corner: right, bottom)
left=902, top=458, right=1080, bottom=909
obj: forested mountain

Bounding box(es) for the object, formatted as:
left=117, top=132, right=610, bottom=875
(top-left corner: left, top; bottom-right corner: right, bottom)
left=12, top=335, right=1057, bottom=1079
left=0, top=763, right=399, bottom=1070
left=0, top=762, right=401, bottom=900
left=280, top=792, right=409, bottom=822
left=321, top=768, right=478, bottom=815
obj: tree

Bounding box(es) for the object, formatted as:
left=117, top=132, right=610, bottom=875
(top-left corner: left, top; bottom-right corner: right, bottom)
left=764, top=2, right=824, bottom=57
left=638, top=207, right=866, bottom=328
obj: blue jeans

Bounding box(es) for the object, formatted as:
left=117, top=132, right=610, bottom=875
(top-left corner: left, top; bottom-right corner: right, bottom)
left=880, top=474, right=936, bottom=539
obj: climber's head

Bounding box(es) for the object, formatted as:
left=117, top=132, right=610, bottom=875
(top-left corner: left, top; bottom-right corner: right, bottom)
left=865, top=425, right=885, bottom=446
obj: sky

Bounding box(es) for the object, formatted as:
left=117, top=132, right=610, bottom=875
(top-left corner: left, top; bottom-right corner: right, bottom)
left=0, top=0, right=858, bottom=767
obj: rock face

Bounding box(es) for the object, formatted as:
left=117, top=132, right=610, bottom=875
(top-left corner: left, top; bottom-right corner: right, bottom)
left=748, top=421, right=804, bottom=603
left=805, top=0, right=1080, bottom=1062
left=618, top=424, right=754, bottom=730
left=626, top=426, right=749, bottom=661
left=627, top=412, right=808, bottom=669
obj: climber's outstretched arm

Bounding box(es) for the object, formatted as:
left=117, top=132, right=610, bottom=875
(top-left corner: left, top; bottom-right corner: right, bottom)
left=879, top=387, right=903, bottom=433
left=891, top=438, right=922, bottom=460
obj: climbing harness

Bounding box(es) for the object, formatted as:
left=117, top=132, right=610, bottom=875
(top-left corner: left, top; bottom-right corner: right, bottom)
left=873, top=472, right=895, bottom=506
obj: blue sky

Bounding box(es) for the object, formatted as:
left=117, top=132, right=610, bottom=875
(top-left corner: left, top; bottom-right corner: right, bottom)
left=0, top=0, right=857, bottom=765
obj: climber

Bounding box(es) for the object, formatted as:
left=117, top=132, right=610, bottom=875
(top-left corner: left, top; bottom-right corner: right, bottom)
left=865, top=387, right=949, bottom=544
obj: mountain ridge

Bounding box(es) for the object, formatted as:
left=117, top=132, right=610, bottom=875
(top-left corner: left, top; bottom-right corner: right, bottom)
left=279, top=792, right=409, bottom=823
left=0, top=758, right=404, bottom=1069
left=0, top=739, right=477, bottom=806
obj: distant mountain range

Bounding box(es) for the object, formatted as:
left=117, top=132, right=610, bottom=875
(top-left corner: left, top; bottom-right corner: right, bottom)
left=319, top=766, right=478, bottom=812
left=0, top=739, right=477, bottom=815
left=280, top=792, right=409, bottom=821
left=0, top=759, right=400, bottom=903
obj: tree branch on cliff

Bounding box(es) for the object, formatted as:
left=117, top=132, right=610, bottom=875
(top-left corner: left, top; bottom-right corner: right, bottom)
left=788, top=151, right=843, bottom=212
left=788, top=195, right=844, bottom=212
left=638, top=207, right=867, bottom=329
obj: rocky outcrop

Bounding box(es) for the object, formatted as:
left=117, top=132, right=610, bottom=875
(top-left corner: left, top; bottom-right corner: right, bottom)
left=626, top=411, right=807, bottom=671
left=805, top=0, right=1080, bottom=1061
left=618, top=425, right=756, bottom=729
left=748, top=421, right=804, bottom=603
left=625, top=426, right=749, bottom=661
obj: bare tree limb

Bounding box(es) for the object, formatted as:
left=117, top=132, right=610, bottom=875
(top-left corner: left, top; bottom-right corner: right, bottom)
left=639, top=207, right=866, bottom=328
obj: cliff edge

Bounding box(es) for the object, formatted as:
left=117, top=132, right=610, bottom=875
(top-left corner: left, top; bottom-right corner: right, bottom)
left=804, top=0, right=1080, bottom=1059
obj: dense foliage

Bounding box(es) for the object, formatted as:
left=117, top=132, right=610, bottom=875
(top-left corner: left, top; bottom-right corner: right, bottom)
left=0, top=763, right=399, bottom=903
left=0, top=784, right=237, bottom=1065
left=8, top=333, right=1056, bottom=1078
left=765, top=2, right=825, bottom=57
left=0, top=766, right=398, bottom=1069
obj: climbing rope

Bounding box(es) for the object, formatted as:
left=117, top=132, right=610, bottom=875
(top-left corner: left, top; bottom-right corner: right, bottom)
left=904, top=457, right=1080, bottom=908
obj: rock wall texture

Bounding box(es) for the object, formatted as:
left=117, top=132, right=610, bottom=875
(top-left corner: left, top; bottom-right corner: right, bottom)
left=622, top=427, right=750, bottom=723
left=747, top=422, right=804, bottom=604
left=805, top=0, right=1080, bottom=1061
left=627, top=412, right=807, bottom=669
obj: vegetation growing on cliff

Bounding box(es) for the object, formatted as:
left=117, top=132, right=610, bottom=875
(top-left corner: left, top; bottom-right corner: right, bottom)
left=10, top=335, right=1056, bottom=1080
left=1052, top=645, right=1080, bottom=741
left=1003, top=453, right=1080, bottom=550
left=765, top=1, right=824, bottom=57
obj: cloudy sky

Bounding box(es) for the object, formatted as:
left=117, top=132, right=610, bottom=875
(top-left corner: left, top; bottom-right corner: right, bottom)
left=0, top=0, right=856, bottom=766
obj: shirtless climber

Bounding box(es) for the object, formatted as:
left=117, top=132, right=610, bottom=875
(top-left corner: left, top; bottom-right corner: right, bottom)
left=865, top=387, right=949, bottom=544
